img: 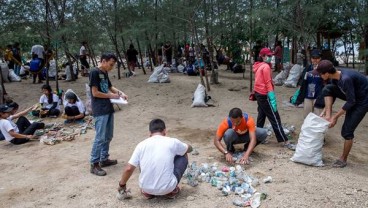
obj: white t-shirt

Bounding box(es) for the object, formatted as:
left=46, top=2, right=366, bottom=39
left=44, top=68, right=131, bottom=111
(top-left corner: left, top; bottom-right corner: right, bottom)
left=39, top=94, right=60, bottom=110
left=31, top=45, right=44, bottom=59
left=128, top=135, right=188, bottom=195
left=0, top=119, right=19, bottom=141
left=80, top=46, right=86, bottom=56
left=64, top=100, right=85, bottom=114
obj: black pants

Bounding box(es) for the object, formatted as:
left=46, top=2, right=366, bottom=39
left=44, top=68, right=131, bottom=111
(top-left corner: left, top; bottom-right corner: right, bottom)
left=65, top=106, right=80, bottom=116
left=80, top=57, right=90, bottom=69
left=33, top=72, right=43, bottom=83
left=16, top=116, right=45, bottom=135
left=9, top=116, right=45, bottom=145
left=48, top=109, right=60, bottom=117
left=255, top=92, right=288, bottom=143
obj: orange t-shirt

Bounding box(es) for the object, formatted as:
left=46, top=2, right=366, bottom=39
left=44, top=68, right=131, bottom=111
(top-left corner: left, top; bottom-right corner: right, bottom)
left=216, top=115, right=256, bottom=139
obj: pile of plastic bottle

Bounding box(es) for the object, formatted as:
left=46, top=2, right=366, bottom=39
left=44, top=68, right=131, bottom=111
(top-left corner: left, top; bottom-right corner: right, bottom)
left=183, top=161, right=266, bottom=207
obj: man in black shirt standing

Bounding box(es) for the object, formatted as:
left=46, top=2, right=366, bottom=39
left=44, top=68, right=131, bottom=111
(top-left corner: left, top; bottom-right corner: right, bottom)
left=89, top=53, right=128, bottom=176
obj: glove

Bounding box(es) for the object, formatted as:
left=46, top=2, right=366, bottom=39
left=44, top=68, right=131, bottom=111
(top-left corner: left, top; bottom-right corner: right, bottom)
left=267, top=91, right=278, bottom=112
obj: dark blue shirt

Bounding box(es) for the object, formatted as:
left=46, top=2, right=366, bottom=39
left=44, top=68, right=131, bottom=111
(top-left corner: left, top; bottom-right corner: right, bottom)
left=304, top=71, right=323, bottom=99
left=335, top=69, right=368, bottom=111
left=89, top=68, right=114, bottom=116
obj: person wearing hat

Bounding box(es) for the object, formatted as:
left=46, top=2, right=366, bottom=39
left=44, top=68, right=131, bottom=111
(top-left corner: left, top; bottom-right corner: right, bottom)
left=295, top=49, right=325, bottom=118
left=317, top=60, right=368, bottom=168
left=0, top=104, right=42, bottom=145
left=62, top=90, right=85, bottom=123
left=253, top=48, right=295, bottom=150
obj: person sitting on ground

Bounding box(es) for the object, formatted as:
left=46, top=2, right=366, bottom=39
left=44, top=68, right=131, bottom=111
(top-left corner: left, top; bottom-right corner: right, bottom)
left=62, top=90, right=85, bottom=123
left=118, top=119, right=192, bottom=199
left=214, top=108, right=268, bottom=164
left=33, top=84, right=60, bottom=118
left=0, top=104, right=44, bottom=145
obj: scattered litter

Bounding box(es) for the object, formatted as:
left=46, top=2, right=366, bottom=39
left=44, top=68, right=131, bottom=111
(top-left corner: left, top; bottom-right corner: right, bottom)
left=263, top=176, right=272, bottom=183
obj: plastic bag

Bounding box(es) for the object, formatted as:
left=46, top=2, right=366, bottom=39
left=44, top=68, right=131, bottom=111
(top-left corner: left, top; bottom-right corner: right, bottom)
left=284, top=64, right=303, bottom=88
left=291, top=113, right=330, bottom=166
left=8, top=69, right=21, bottom=82
left=148, top=65, right=170, bottom=83
left=0, top=63, right=10, bottom=83
left=191, top=84, right=208, bottom=107
left=85, top=84, right=92, bottom=115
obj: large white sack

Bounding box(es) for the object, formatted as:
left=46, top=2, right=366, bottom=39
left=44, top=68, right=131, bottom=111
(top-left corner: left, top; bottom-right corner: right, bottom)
left=148, top=65, right=163, bottom=83
left=8, top=69, right=21, bottom=82
left=177, top=64, right=184, bottom=73
left=0, top=63, right=10, bottom=83
left=284, top=64, right=303, bottom=88
left=273, top=63, right=292, bottom=86
left=148, top=64, right=170, bottom=83
left=191, top=84, right=207, bottom=107
left=49, top=59, right=57, bottom=78
left=291, top=113, right=330, bottom=166
left=20, top=66, right=27, bottom=75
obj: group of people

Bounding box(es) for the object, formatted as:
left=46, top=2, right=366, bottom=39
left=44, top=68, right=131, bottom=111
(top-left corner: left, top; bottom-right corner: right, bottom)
left=2, top=44, right=366, bottom=200
left=253, top=45, right=368, bottom=168
left=0, top=83, right=87, bottom=145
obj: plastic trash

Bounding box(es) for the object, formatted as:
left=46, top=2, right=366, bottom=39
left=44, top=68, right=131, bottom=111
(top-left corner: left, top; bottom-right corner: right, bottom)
left=263, top=176, right=273, bottom=183
left=116, top=189, right=132, bottom=200
left=251, top=192, right=261, bottom=208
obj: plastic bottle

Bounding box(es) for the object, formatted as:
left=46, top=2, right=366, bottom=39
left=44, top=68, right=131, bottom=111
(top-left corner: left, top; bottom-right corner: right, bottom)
left=251, top=192, right=261, bottom=208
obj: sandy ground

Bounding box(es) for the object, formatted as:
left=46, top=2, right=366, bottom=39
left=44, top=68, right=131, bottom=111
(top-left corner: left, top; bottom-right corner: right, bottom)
left=0, top=65, right=367, bottom=208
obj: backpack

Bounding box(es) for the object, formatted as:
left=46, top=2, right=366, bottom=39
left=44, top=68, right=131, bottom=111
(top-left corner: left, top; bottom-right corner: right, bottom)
left=227, top=113, right=248, bottom=128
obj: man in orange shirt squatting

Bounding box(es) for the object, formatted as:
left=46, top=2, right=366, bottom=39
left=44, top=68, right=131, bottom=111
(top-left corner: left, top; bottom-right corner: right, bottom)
left=214, top=108, right=268, bottom=164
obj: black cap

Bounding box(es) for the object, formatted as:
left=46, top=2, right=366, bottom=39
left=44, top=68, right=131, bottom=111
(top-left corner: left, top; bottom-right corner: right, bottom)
left=0, top=104, right=13, bottom=113
left=311, top=49, right=321, bottom=58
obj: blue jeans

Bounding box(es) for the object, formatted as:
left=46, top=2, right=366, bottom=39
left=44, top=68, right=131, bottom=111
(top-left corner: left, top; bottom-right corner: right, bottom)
left=223, top=127, right=268, bottom=152
left=90, top=113, right=114, bottom=164
left=173, top=155, right=188, bottom=184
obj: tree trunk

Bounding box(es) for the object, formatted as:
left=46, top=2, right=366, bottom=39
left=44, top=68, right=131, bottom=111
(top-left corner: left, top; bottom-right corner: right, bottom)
left=136, top=38, right=146, bottom=75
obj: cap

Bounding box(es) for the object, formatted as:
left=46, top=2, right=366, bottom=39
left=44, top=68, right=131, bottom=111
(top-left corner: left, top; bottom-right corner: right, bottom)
left=311, top=49, right=321, bottom=58
left=0, top=104, right=13, bottom=113
left=316, top=60, right=334, bottom=73
left=259, top=48, right=273, bottom=56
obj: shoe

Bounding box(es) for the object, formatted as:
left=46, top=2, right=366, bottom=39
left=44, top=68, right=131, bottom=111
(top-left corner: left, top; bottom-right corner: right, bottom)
left=90, top=163, right=106, bottom=176
left=332, top=159, right=347, bottom=168
left=165, top=186, right=180, bottom=199
left=100, top=159, right=118, bottom=167
left=284, top=143, right=296, bottom=151
left=141, top=190, right=155, bottom=199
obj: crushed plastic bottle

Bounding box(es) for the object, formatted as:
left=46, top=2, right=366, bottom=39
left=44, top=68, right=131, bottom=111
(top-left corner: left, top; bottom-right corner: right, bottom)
left=116, top=188, right=132, bottom=201
left=263, top=176, right=272, bottom=183
left=251, top=192, right=261, bottom=208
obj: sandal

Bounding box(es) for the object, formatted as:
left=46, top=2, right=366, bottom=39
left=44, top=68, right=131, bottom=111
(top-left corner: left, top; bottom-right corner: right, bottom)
left=165, top=186, right=180, bottom=199
left=141, top=190, right=155, bottom=199
left=332, top=159, right=347, bottom=168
